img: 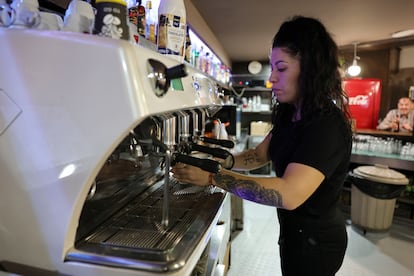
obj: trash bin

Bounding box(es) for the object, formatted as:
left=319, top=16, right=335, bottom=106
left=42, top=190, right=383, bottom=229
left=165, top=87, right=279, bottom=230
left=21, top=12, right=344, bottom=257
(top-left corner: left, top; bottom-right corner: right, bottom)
left=348, top=164, right=409, bottom=233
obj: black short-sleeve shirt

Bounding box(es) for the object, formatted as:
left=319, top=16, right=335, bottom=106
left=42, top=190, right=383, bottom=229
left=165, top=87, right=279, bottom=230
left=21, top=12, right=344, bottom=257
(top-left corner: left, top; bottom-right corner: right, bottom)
left=268, top=107, right=352, bottom=218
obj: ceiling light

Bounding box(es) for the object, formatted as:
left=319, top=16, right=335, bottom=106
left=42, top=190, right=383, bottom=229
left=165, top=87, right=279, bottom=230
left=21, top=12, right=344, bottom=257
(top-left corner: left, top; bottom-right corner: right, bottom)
left=391, top=29, right=414, bottom=38
left=347, top=42, right=361, bottom=77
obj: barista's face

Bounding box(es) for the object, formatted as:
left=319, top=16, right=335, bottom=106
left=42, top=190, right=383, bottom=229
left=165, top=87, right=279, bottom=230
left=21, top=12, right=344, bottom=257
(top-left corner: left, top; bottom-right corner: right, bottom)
left=397, top=98, right=412, bottom=115
left=269, top=47, right=300, bottom=104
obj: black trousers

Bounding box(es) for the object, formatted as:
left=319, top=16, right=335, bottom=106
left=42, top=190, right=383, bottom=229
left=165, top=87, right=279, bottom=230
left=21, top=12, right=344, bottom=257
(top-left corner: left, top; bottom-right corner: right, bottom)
left=278, top=208, right=348, bottom=276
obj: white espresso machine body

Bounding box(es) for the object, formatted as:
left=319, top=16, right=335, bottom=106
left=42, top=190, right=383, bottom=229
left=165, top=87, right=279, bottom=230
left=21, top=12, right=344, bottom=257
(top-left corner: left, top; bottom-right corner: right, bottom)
left=0, top=29, right=226, bottom=275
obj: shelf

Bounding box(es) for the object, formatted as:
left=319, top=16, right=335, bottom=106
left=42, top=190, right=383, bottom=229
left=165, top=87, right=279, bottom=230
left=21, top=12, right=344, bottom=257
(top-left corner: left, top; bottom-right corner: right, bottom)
left=351, top=150, right=414, bottom=172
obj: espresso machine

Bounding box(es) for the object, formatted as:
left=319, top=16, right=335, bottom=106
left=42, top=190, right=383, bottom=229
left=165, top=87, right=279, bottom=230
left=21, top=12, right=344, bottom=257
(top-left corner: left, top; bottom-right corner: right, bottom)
left=0, top=29, right=232, bottom=275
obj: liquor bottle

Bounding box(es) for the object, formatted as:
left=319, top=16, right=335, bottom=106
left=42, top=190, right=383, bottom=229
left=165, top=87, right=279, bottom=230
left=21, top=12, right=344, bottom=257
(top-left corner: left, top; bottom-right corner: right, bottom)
left=137, top=0, right=145, bottom=36
left=204, top=52, right=211, bottom=73
left=157, top=0, right=186, bottom=62
left=128, top=0, right=138, bottom=27
left=145, top=0, right=156, bottom=43
left=197, top=46, right=204, bottom=71
left=127, top=0, right=139, bottom=42
left=393, top=114, right=400, bottom=132
left=192, top=47, right=199, bottom=68
left=184, top=25, right=192, bottom=63
left=94, top=0, right=129, bottom=41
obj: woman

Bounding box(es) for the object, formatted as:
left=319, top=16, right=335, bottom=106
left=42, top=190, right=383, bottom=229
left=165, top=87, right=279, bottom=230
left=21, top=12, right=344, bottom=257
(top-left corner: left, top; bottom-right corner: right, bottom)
left=172, top=15, right=352, bottom=276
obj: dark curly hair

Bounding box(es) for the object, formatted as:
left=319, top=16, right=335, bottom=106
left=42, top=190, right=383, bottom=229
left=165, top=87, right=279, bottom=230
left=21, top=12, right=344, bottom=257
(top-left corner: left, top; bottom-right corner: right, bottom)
left=271, top=16, right=350, bottom=126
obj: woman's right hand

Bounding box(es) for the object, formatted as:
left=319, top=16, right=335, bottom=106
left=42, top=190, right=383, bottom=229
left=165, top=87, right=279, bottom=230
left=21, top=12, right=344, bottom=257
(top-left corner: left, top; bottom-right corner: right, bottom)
left=171, top=163, right=211, bottom=186
left=391, top=115, right=399, bottom=131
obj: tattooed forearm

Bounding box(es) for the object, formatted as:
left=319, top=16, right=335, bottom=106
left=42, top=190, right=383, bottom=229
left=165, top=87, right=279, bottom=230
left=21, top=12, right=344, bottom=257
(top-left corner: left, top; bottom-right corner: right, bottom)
left=213, top=173, right=283, bottom=207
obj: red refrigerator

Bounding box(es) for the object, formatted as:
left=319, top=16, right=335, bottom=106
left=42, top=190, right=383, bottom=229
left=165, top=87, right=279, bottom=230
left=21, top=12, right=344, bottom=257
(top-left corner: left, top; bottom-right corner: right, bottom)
left=343, top=78, right=382, bottom=129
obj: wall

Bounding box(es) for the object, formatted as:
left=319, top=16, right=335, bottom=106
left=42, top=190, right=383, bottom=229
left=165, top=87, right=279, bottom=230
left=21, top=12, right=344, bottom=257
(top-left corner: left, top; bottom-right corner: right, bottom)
left=184, top=0, right=230, bottom=67
left=341, top=45, right=414, bottom=121
left=386, top=46, right=414, bottom=120
left=388, top=69, right=414, bottom=113
left=233, top=46, right=414, bottom=123
left=231, top=61, right=270, bottom=87
left=400, top=46, right=414, bottom=69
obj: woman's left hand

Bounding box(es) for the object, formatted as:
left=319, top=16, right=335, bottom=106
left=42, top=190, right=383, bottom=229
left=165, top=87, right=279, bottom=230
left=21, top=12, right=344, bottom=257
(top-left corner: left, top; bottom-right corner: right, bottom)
left=171, top=163, right=211, bottom=186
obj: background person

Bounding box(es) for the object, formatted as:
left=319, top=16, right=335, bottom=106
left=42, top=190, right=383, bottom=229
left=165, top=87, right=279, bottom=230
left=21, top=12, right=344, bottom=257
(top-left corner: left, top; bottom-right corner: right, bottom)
left=377, top=97, right=414, bottom=132
left=173, top=16, right=352, bottom=276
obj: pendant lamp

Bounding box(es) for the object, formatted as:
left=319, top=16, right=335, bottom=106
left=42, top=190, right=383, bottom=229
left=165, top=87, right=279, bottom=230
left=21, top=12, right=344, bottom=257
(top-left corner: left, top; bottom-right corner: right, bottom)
left=347, top=42, right=361, bottom=77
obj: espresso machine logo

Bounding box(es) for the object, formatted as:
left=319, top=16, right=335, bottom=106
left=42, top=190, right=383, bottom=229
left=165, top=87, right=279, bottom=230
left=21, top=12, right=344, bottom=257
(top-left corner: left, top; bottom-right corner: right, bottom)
left=348, top=94, right=369, bottom=106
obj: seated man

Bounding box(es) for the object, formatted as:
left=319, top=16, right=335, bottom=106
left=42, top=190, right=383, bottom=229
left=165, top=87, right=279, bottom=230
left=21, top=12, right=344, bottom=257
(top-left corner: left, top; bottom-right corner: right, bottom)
left=377, top=97, right=414, bottom=132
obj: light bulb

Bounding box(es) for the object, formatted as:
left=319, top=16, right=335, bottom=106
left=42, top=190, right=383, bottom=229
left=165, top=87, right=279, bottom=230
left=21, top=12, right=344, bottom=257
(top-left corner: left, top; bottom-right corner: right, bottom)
left=348, top=42, right=361, bottom=77
left=347, top=59, right=361, bottom=76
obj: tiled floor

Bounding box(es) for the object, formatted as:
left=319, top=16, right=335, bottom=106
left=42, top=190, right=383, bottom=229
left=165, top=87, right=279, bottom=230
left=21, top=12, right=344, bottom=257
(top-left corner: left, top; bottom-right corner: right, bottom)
left=227, top=200, right=414, bottom=276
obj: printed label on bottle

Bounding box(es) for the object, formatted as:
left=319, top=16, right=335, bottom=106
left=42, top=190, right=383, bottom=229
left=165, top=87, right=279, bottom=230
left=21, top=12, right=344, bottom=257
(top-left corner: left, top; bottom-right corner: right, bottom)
left=95, top=1, right=129, bottom=41
left=148, top=23, right=156, bottom=43
left=158, top=13, right=186, bottom=58
left=137, top=6, right=146, bottom=36
left=128, top=6, right=138, bottom=26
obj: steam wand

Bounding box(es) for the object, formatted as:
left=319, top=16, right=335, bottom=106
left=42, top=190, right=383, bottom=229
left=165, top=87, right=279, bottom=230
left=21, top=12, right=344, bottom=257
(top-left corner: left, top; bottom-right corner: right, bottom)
left=162, top=149, right=171, bottom=228
left=150, top=136, right=172, bottom=229
left=152, top=136, right=225, bottom=229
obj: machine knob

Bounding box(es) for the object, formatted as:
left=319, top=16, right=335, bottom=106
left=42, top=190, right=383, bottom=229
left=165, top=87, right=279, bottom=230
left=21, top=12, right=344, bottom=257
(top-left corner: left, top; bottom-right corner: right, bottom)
left=147, top=58, right=188, bottom=97
left=166, top=63, right=187, bottom=80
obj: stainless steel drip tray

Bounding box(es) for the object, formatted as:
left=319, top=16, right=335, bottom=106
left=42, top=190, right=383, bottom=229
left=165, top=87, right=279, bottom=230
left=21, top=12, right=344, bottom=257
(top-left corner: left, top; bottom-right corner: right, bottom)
left=66, top=180, right=226, bottom=273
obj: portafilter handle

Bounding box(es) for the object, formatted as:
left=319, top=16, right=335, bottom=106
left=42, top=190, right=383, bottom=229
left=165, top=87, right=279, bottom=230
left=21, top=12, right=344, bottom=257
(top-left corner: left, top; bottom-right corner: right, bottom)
left=199, top=136, right=235, bottom=149
left=189, top=143, right=231, bottom=159
left=172, top=153, right=222, bottom=174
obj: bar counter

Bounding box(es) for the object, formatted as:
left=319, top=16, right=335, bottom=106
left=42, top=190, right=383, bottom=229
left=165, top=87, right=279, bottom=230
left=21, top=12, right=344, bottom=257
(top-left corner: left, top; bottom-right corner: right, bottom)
left=352, top=128, right=414, bottom=173
left=356, top=129, right=413, bottom=142
left=351, top=150, right=414, bottom=172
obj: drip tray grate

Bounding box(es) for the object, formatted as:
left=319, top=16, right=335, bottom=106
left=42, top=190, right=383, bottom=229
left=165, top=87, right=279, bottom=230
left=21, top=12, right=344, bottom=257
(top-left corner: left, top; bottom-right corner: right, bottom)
left=67, top=179, right=225, bottom=273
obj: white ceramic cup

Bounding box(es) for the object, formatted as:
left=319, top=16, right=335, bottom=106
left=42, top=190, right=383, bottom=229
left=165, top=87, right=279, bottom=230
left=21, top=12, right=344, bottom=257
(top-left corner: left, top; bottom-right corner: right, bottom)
left=63, top=0, right=95, bottom=34
left=37, top=11, right=63, bottom=30
left=10, top=0, right=40, bottom=28
left=0, top=0, right=15, bottom=27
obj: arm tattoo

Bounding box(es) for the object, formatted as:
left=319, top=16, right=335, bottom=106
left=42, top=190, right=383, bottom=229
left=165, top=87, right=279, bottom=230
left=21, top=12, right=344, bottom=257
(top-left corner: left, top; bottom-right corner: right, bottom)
left=213, top=173, right=283, bottom=207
